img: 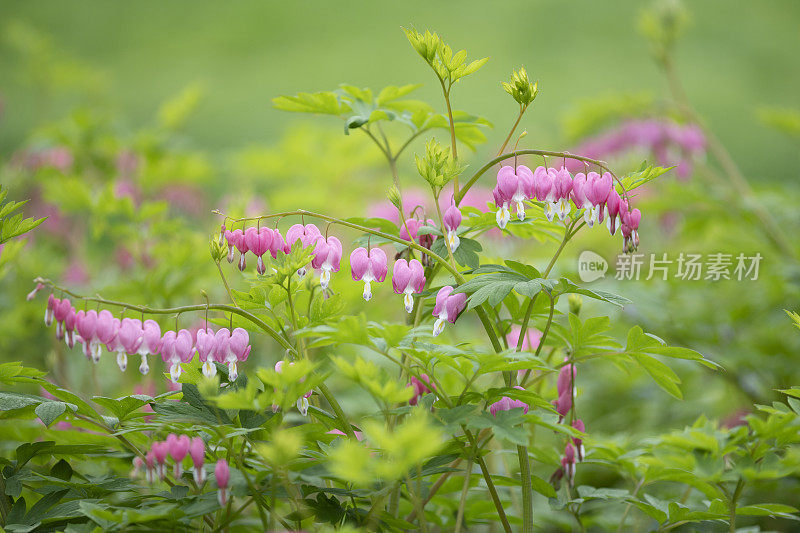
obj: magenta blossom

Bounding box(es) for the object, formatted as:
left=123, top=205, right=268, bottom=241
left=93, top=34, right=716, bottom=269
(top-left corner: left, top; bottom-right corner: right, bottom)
left=562, top=442, right=576, bottom=486
left=138, top=319, right=162, bottom=375
left=604, top=189, right=624, bottom=235
left=215, top=459, right=231, bottom=505
left=432, top=286, right=467, bottom=336
left=225, top=327, right=251, bottom=381
left=44, top=295, right=57, bottom=327
left=151, top=440, right=169, bottom=480
left=75, top=310, right=101, bottom=363
left=350, top=247, right=388, bottom=301
left=189, top=437, right=206, bottom=484
left=311, top=235, right=342, bottom=290
left=166, top=433, right=191, bottom=477
left=116, top=318, right=143, bottom=371
left=621, top=208, right=642, bottom=253
left=572, top=419, right=586, bottom=462
left=270, top=229, right=288, bottom=258
left=533, top=166, right=555, bottom=220
left=409, top=374, right=433, bottom=406
left=203, top=328, right=231, bottom=379
left=196, top=328, right=216, bottom=377
left=64, top=308, right=78, bottom=349
left=489, top=386, right=529, bottom=416
left=161, top=329, right=194, bottom=383
left=443, top=201, right=462, bottom=252
left=245, top=227, right=273, bottom=275
left=392, top=259, right=426, bottom=313
left=551, top=167, right=574, bottom=221
left=95, top=310, right=119, bottom=363
left=53, top=298, right=73, bottom=341
left=286, top=223, right=321, bottom=278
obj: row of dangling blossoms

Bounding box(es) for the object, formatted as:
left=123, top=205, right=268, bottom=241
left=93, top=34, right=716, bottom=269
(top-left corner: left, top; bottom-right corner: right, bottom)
left=43, top=296, right=251, bottom=381
left=37, top=155, right=639, bottom=393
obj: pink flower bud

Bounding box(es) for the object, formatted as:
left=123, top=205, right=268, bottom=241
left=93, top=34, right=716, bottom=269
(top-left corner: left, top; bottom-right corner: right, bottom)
left=409, top=374, right=433, bottom=406
left=215, top=459, right=230, bottom=505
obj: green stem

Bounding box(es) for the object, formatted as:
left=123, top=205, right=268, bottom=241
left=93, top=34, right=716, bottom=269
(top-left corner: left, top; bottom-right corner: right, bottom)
left=216, top=262, right=238, bottom=306
left=729, top=478, right=744, bottom=533
left=439, top=79, right=459, bottom=195
left=497, top=106, right=527, bottom=156
left=453, top=456, right=474, bottom=533
left=517, top=445, right=534, bottom=532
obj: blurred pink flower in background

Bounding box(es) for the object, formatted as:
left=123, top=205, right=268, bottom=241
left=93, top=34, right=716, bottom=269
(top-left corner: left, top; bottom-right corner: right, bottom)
left=566, top=119, right=706, bottom=180
left=161, top=183, right=207, bottom=217
left=115, top=150, right=140, bottom=179
left=63, top=259, right=89, bottom=286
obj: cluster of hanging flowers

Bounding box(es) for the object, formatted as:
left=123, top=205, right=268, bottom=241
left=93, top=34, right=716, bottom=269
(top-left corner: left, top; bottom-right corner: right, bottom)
left=222, top=223, right=342, bottom=289
left=492, top=164, right=642, bottom=252
left=43, top=296, right=251, bottom=381
left=132, top=435, right=230, bottom=505
left=552, top=361, right=585, bottom=487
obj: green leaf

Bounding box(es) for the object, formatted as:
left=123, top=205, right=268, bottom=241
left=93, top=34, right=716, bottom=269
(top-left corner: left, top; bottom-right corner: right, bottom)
left=633, top=353, right=682, bottom=399
left=35, top=401, right=68, bottom=427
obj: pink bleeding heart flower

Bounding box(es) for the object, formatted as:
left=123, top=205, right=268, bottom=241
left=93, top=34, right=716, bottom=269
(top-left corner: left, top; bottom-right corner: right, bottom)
left=76, top=310, right=102, bottom=363
left=167, top=433, right=191, bottom=477
left=203, top=328, right=231, bottom=379
left=151, top=440, right=169, bottom=480
left=492, top=166, right=520, bottom=229
left=409, top=374, right=433, bottom=406
left=604, top=189, right=623, bottom=235
left=570, top=172, right=595, bottom=226
left=224, top=229, right=236, bottom=263
left=226, top=327, right=251, bottom=381
left=145, top=449, right=157, bottom=483
left=550, top=167, right=573, bottom=221
left=431, top=286, right=467, bottom=336
left=270, top=229, right=288, bottom=258
left=54, top=298, right=73, bottom=340
left=245, top=226, right=273, bottom=275
left=196, top=327, right=216, bottom=375
left=285, top=223, right=321, bottom=278
left=533, top=166, right=554, bottom=205
left=311, top=235, right=342, bottom=290
left=63, top=307, right=78, bottom=349
left=500, top=165, right=535, bottom=222
left=572, top=419, right=586, bottom=462
left=399, top=218, right=424, bottom=243
left=392, top=259, right=425, bottom=313
left=562, top=442, right=577, bottom=486
left=586, top=171, right=612, bottom=225
left=621, top=207, right=642, bottom=252
left=189, top=437, right=206, bottom=484
left=94, top=310, right=119, bottom=363
left=116, top=318, right=143, bottom=371
left=215, top=459, right=231, bottom=506
left=44, top=294, right=57, bottom=326
left=28, top=282, right=45, bottom=302
left=443, top=201, right=462, bottom=252
left=350, top=247, right=388, bottom=301
left=489, top=386, right=529, bottom=416
left=232, top=229, right=250, bottom=271
left=137, top=319, right=162, bottom=375
left=162, top=329, right=194, bottom=383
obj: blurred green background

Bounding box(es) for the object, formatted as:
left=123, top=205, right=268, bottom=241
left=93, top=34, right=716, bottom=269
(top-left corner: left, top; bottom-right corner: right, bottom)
left=1, top=0, right=798, bottom=180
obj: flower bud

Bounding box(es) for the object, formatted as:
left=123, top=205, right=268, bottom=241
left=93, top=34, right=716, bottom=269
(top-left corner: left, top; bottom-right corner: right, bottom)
left=568, top=294, right=583, bottom=316
left=502, top=67, right=539, bottom=107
